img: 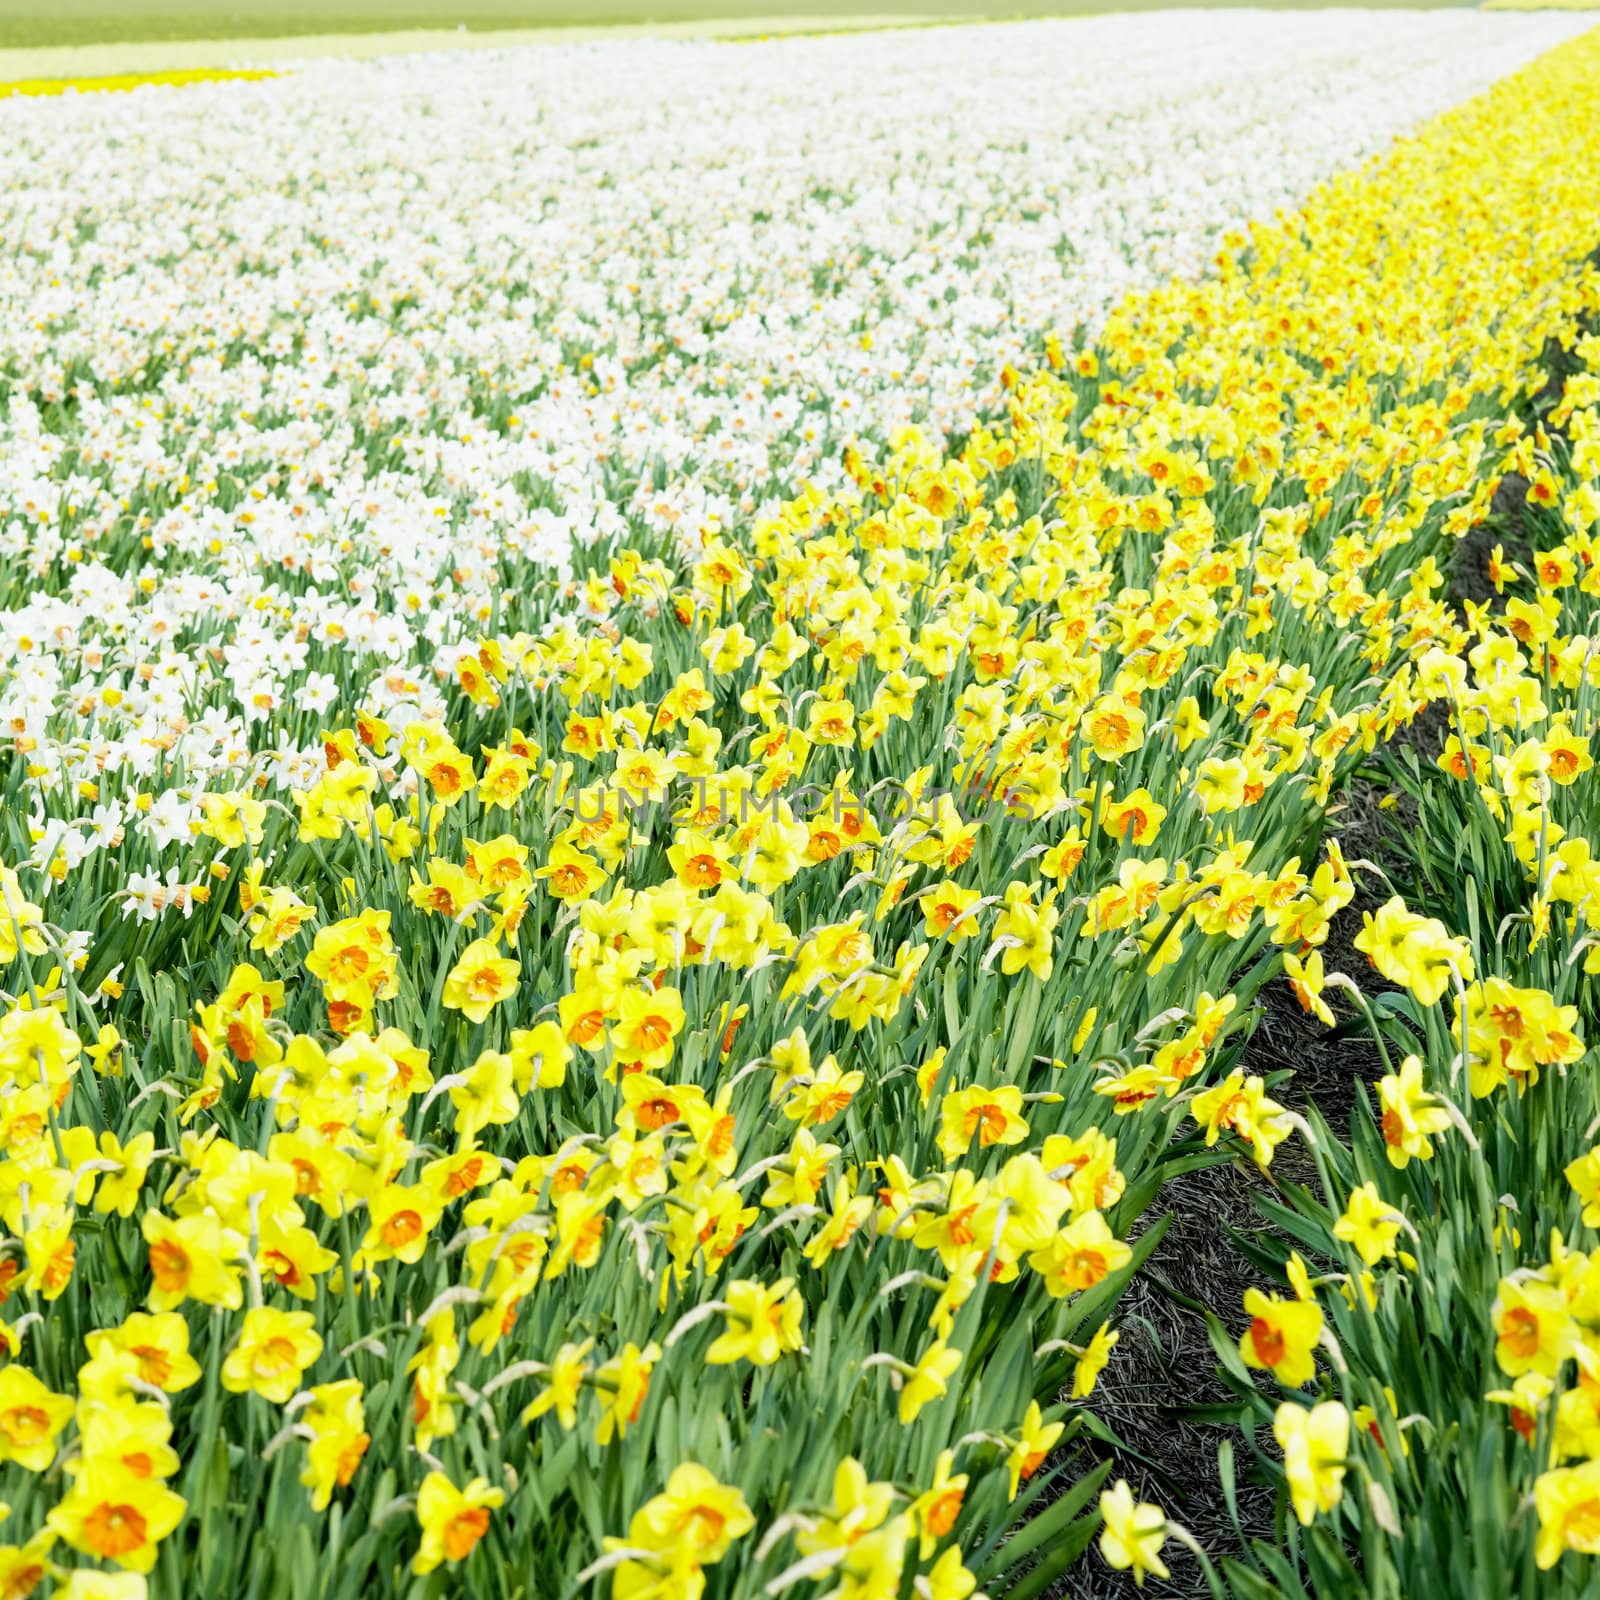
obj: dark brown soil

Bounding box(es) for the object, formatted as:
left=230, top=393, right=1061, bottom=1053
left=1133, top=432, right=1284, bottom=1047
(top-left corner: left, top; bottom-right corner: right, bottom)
left=1058, top=768, right=1422, bottom=1598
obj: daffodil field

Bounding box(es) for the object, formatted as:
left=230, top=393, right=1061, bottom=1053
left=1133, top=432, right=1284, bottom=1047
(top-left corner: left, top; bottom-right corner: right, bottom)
left=3, top=12, right=1600, bottom=1600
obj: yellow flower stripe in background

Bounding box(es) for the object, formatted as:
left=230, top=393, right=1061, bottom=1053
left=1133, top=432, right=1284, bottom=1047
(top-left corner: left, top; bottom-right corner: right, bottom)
left=1, top=23, right=1600, bottom=1600
left=0, top=67, right=275, bottom=98
left=1484, top=0, right=1600, bottom=10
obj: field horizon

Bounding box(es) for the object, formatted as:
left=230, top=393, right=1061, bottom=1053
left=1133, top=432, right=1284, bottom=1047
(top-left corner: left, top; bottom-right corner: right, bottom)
left=0, top=0, right=1479, bottom=55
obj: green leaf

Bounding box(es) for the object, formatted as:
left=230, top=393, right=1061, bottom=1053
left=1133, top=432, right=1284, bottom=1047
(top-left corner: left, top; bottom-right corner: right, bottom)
left=982, top=1459, right=1109, bottom=1577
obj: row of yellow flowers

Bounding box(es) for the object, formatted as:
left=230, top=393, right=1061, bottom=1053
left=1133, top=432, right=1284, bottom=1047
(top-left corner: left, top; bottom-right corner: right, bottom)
left=0, top=69, right=276, bottom=99
left=1197, top=286, right=1600, bottom=1593
left=1023, top=25, right=1600, bottom=1593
